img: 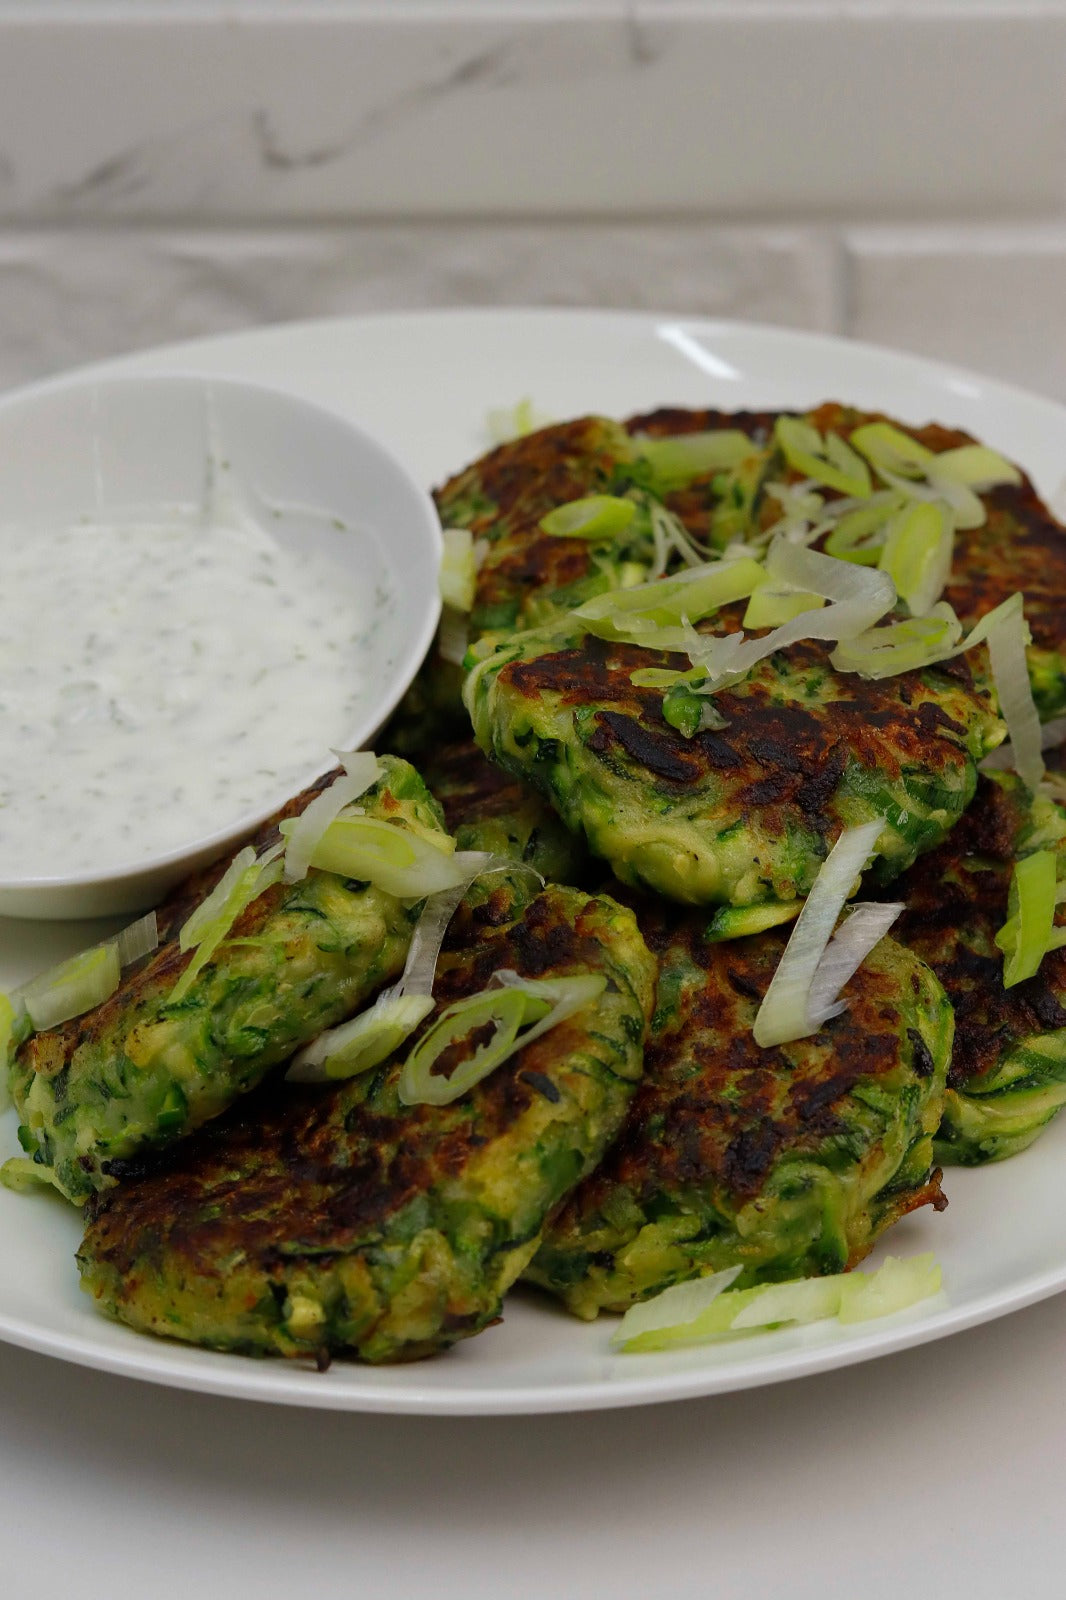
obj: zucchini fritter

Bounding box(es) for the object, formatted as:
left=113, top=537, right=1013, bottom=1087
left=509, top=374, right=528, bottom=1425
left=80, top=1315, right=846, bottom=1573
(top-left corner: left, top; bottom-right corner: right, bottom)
left=77, top=884, right=655, bottom=1364
left=893, top=766, right=1066, bottom=1165
left=465, top=617, right=1002, bottom=908
left=12, top=757, right=445, bottom=1204
left=524, top=906, right=952, bottom=1318
left=418, top=734, right=589, bottom=885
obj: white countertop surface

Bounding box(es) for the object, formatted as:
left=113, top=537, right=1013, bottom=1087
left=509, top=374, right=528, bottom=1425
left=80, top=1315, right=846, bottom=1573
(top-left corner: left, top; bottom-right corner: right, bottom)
left=3, top=1292, right=1063, bottom=1600
left=4, top=310, right=1065, bottom=1596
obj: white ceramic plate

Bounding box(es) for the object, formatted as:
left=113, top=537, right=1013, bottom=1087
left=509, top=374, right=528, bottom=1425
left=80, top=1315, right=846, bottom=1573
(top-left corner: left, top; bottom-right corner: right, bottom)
left=3, top=309, right=1066, bottom=1415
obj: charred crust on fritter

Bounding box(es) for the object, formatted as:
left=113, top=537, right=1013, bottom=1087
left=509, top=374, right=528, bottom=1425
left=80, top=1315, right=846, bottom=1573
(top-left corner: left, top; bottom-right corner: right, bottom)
left=572, top=910, right=929, bottom=1209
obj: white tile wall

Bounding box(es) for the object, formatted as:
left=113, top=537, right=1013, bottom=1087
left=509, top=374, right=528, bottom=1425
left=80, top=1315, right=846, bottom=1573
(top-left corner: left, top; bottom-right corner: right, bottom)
left=0, top=2, right=1064, bottom=400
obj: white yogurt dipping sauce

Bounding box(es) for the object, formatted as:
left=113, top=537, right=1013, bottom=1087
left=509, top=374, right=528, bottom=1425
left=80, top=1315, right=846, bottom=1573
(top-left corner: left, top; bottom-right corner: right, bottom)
left=0, top=488, right=387, bottom=880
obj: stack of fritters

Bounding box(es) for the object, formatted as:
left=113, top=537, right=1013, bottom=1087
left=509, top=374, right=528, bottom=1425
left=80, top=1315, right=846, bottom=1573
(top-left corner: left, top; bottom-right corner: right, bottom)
left=13, top=400, right=1066, bottom=1364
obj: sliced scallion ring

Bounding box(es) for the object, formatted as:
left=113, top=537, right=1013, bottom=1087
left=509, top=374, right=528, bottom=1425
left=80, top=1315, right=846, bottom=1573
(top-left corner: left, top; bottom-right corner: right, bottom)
left=822, top=494, right=904, bottom=565
left=775, top=416, right=871, bottom=498
left=849, top=421, right=935, bottom=479
left=635, top=429, right=753, bottom=490
left=539, top=495, right=637, bottom=541
left=877, top=500, right=954, bottom=617
left=830, top=604, right=964, bottom=679
left=287, top=993, right=436, bottom=1083
left=398, top=970, right=607, bottom=1107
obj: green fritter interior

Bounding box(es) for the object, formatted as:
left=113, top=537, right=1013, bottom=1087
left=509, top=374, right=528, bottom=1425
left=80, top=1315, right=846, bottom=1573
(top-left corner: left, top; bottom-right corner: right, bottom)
left=77, top=883, right=655, bottom=1364
left=416, top=734, right=589, bottom=886
left=465, top=614, right=1003, bottom=909
left=524, top=907, right=952, bottom=1319
left=11, top=757, right=445, bottom=1205
left=893, top=765, right=1066, bottom=1165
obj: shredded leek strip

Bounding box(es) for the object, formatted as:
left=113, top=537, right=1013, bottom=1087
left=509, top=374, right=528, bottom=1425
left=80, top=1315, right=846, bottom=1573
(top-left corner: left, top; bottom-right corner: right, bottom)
left=831, top=590, right=1042, bottom=785
left=439, top=527, right=477, bottom=612
left=647, top=500, right=713, bottom=574
left=398, top=970, right=607, bottom=1107
left=775, top=416, right=871, bottom=499
left=635, top=429, right=753, bottom=489
left=752, top=820, right=887, bottom=1048
left=539, top=495, right=636, bottom=541
left=282, top=752, right=382, bottom=885
left=979, top=594, right=1044, bottom=792
left=612, top=1253, right=942, bottom=1353
left=996, top=850, right=1058, bottom=987
left=679, top=541, right=895, bottom=693
left=877, top=501, right=954, bottom=617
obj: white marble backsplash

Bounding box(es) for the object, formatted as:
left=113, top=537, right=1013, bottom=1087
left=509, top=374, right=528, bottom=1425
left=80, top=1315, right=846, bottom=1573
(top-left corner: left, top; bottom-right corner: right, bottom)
left=0, top=2, right=1064, bottom=399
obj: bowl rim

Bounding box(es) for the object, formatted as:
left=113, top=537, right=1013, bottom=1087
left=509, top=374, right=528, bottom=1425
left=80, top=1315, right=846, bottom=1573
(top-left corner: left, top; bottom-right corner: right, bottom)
left=0, top=365, right=443, bottom=901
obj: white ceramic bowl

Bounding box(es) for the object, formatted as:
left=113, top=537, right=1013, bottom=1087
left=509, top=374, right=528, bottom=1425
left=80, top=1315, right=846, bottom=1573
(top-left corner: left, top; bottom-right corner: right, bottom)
left=0, top=370, right=442, bottom=920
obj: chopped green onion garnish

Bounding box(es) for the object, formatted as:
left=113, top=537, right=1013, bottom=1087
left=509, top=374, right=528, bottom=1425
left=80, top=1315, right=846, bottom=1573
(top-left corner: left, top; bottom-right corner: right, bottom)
left=398, top=970, right=607, bottom=1107
left=928, top=443, right=1021, bottom=491
left=752, top=820, right=888, bottom=1048
left=294, top=813, right=471, bottom=900
left=877, top=500, right=954, bottom=617
left=439, top=527, right=477, bottom=612
left=776, top=416, right=871, bottom=498
left=573, top=557, right=766, bottom=650
left=823, top=495, right=904, bottom=565
left=850, top=421, right=935, bottom=479
left=830, top=604, right=963, bottom=679
left=171, top=843, right=285, bottom=1004
left=282, top=752, right=382, bottom=884
left=288, top=993, right=436, bottom=1083
left=613, top=1253, right=941, bottom=1352
left=636, top=429, right=753, bottom=490
left=18, top=943, right=122, bottom=1033
left=742, top=585, right=825, bottom=630
left=0, top=1157, right=67, bottom=1197
left=539, top=495, right=637, bottom=541
left=850, top=423, right=1020, bottom=532
left=996, top=849, right=1059, bottom=987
